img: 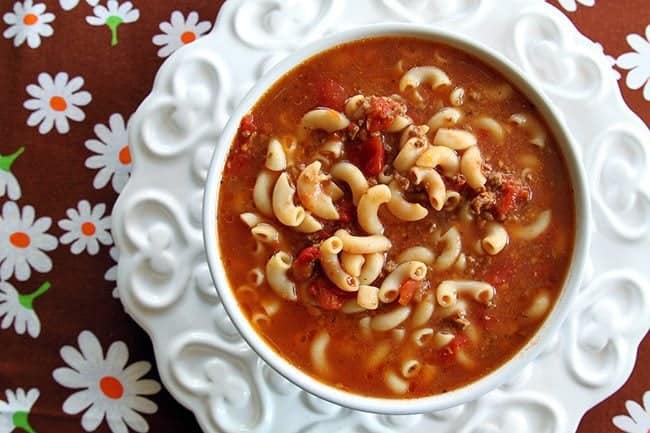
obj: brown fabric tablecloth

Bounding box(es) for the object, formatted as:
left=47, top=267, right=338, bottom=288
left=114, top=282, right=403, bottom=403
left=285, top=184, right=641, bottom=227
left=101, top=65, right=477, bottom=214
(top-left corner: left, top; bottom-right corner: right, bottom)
left=0, top=1, right=647, bottom=432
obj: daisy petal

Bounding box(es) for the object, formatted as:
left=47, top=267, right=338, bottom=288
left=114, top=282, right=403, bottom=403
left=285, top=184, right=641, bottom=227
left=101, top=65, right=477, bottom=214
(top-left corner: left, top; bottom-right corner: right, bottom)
left=81, top=402, right=106, bottom=432
left=122, top=407, right=149, bottom=433
left=69, top=90, right=91, bottom=106
left=26, top=109, right=46, bottom=127
left=106, top=341, right=129, bottom=370
left=93, top=168, right=112, bottom=189
left=62, top=389, right=94, bottom=415
left=86, top=16, right=105, bottom=25
left=124, top=361, right=151, bottom=381
left=26, top=313, right=40, bottom=337
left=128, top=395, right=157, bottom=414
left=626, top=67, right=648, bottom=90
left=66, top=105, right=86, bottom=122
left=132, top=379, right=161, bottom=395
left=26, top=249, right=53, bottom=273
left=53, top=367, right=88, bottom=388
left=625, top=400, right=646, bottom=423
left=106, top=412, right=129, bottom=433
left=60, top=345, right=87, bottom=372
left=78, top=330, right=104, bottom=363
left=38, top=115, right=55, bottom=134
left=70, top=238, right=86, bottom=254
left=617, top=52, right=641, bottom=70
left=627, top=34, right=649, bottom=54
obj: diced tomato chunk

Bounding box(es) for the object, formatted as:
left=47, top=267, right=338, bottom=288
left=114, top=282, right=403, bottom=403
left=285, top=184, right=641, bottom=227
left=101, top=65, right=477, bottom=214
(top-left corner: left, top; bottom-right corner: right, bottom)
left=366, top=97, right=399, bottom=132
left=295, top=246, right=320, bottom=264
left=316, top=78, right=346, bottom=110
left=308, top=278, right=346, bottom=310
left=398, top=279, right=422, bottom=305
left=361, top=135, right=385, bottom=176
left=239, top=113, right=256, bottom=138
left=495, top=179, right=531, bottom=218
left=293, top=246, right=320, bottom=282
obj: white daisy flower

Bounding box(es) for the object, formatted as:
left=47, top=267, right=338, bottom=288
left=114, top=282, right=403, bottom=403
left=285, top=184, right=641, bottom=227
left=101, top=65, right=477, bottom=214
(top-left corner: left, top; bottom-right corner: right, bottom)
left=152, top=11, right=212, bottom=58
left=0, top=201, right=57, bottom=282
left=0, top=281, right=50, bottom=338
left=0, top=388, right=40, bottom=433
left=613, top=391, right=650, bottom=433
left=58, top=200, right=112, bottom=255
left=105, top=246, right=119, bottom=299
left=86, top=0, right=139, bottom=46
left=24, top=72, right=92, bottom=135
left=85, top=113, right=132, bottom=193
left=556, top=0, right=595, bottom=12
left=53, top=330, right=161, bottom=433
left=0, top=147, right=25, bottom=201
left=617, top=25, right=650, bottom=101
left=2, top=0, right=55, bottom=48
left=60, top=0, right=99, bottom=11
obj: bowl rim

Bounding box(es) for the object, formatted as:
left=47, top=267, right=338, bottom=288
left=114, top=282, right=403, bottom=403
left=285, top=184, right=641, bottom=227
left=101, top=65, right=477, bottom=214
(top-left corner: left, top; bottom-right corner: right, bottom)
left=203, top=23, right=591, bottom=414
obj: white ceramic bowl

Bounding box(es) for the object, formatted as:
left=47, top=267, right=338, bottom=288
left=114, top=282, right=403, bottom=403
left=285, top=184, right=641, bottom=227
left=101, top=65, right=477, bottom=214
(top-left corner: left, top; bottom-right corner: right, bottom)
left=203, top=23, right=591, bottom=415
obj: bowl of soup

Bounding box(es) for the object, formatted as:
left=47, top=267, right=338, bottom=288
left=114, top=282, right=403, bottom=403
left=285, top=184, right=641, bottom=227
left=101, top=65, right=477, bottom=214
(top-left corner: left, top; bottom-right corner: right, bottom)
left=203, top=24, right=590, bottom=414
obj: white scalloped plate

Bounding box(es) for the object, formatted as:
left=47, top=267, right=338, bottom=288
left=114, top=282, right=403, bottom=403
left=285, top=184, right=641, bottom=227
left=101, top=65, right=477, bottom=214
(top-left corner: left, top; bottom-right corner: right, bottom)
left=111, top=1, right=650, bottom=432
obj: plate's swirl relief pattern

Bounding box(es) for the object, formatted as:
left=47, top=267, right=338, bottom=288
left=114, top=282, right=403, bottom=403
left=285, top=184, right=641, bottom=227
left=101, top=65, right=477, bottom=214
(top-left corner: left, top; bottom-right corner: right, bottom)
left=112, top=1, right=650, bottom=432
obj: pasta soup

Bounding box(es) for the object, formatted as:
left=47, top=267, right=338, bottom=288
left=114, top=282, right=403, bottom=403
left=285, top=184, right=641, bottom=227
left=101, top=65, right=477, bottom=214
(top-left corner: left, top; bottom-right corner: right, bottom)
left=216, top=36, right=575, bottom=397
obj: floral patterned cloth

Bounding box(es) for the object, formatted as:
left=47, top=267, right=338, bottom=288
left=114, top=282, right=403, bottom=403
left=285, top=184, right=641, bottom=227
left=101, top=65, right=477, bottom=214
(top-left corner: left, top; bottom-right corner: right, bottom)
left=0, top=1, right=647, bottom=432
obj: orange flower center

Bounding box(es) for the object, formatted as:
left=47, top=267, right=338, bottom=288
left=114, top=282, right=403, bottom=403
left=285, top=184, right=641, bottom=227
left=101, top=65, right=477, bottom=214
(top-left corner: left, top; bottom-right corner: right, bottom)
left=23, top=13, right=38, bottom=25
left=99, top=376, right=124, bottom=399
left=81, top=222, right=96, bottom=236
left=9, top=232, right=30, bottom=249
left=49, top=96, right=67, bottom=112
left=180, top=31, right=196, bottom=44
left=118, top=145, right=131, bottom=165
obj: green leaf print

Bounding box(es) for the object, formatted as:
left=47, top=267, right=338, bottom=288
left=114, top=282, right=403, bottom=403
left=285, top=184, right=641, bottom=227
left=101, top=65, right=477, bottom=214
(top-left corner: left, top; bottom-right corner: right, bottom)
left=18, top=281, right=50, bottom=311
left=106, top=15, right=123, bottom=46
left=12, top=410, right=37, bottom=433
left=0, top=147, right=25, bottom=173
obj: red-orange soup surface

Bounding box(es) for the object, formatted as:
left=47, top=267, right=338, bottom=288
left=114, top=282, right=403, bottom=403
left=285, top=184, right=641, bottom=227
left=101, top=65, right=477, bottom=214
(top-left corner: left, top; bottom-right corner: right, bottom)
left=217, top=37, right=575, bottom=397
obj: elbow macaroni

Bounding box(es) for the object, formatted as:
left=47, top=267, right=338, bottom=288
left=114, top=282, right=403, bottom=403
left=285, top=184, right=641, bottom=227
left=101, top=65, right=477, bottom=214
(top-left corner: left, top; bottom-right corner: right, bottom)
left=301, top=108, right=350, bottom=132
left=357, top=184, right=391, bottom=234
left=411, top=166, right=446, bottom=211
left=253, top=170, right=278, bottom=217
left=433, top=128, right=477, bottom=150
left=396, top=246, right=435, bottom=265
left=379, top=261, right=427, bottom=303
left=265, top=252, right=297, bottom=301
left=427, top=107, right=462, bottom=132
left=511, top=210, right=552, bottom=240
left=272, top=172, right=306, bottom=227
left=320, top=236, right=359, bottom=292
left=334, top=229, right=392, bottom=254
left=436, top=280, right=496, bottom=307
left=393, top=137, right=428, bottom=173
left=297, top=161, right=340, bottom=220
left=460, top=146, right=487, bottom=190
left=399, top=66, right=451, bottom=92
left=415, top=145, right=459, bottom=176
left=387, top=180, right=428, bottom=221
left=359, top=252, right=385, bottom=285
left=331, top=162, right=369, bottom=205
left=482, top=222, right=509, bottom=255
left=265, top=137, right=287, bottom=171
